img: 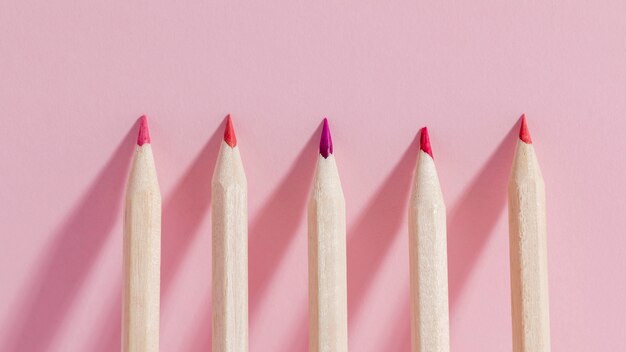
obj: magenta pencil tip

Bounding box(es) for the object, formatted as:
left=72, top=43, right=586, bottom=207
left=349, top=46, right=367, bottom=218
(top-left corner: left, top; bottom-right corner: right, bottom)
left=224, top=114, right=237, bottom=147
left=137, top=115, right=151, bottom=146
left=319, top=118, right=333, bottom=158
left=519, top=114, right=532, bottom=144
left=420, top=127, right=433, bottom=159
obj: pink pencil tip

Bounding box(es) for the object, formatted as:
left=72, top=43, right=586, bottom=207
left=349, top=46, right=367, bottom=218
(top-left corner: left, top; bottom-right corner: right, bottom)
left=319, top=118, right=333, bottom=158
left=137, top=115, right=151, bottom=146
left=519, top=114, right=532, bottom=144
left=224, top=114, right=237, bottom=147
left=420, top=127, right=433, bottom=159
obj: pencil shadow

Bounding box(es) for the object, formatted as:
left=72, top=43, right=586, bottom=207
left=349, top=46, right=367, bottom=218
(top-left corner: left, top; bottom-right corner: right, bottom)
left=447, top=124, right=517, bottom=309
left=88, top=286, right=122, bottom=352
left=282, top=307, right=309, bottom=352
left=381, top=291, right=411, bottom=352
left=248, top=126, right=320, bottom=321
left=0, top=126, right=135, bottom=352
left=183, top=294, right=212, bottom=351
left=160, top=120, right=224, bottom=296
left=346, top=133, right=419, bottom=322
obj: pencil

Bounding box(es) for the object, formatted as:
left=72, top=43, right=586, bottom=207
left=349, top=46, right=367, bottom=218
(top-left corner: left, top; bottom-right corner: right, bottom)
left=408, top=127, right=450, bottom=352
left=122, top=115, right=161, bottom=352
left=308, top=118, right=348, bottom=352
left=508, top=115, right=550, bottom=352
left=212, top=115, right=248, bottom=352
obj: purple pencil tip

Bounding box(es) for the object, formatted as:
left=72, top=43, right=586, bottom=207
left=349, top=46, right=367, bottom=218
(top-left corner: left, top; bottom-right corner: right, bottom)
left=319, top=118, right=333, bottom=158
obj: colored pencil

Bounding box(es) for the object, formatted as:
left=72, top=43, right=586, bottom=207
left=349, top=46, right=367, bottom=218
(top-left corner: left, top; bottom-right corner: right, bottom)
left=212, top=115, right=249, bottom=352
left=308, top=118, right=348, bottom=352
left=408, top=127, right=450, bottom=352
left=508, top=115, right=551, bottom=351
left=122, top=116, right=161, bottom=352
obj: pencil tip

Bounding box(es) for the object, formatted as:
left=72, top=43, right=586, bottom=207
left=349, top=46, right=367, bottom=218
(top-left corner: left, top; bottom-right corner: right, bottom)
left=319, top=118, right=333, bottom=158
left=420, top=127, right=433, bottom=159
left=224, top=114, right=237, bottom=147
left=137, top=115, right=151, bottom=146
left=519, top=114, right=532, bottom=144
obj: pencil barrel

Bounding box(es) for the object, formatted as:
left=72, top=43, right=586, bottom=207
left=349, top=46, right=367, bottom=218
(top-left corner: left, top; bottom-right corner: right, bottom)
left=409, top=151, right=450, bottom=352
left=508, top=141, right=550, bottom=352
left=308, top=155, right=348, bottom=352
left=122, top=145, right=161, bottom=352
left=212, top=184, right=249, bottom=352
left=212, top=142, right=249, bottom=352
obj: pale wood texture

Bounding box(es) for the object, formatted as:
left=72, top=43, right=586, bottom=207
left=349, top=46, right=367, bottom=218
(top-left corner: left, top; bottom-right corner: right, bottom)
left=508, top=141, right=551, bottom=352
left=122, top=144, right=161, bottom=352
left=308, top=154, right=348, bottom=352
left=408, top=150, right=450, bottom=352
left=212, top=141, right=248, bottom=352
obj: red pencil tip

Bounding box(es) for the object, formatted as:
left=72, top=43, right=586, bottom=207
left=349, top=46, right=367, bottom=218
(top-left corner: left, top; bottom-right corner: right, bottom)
left=137, top=115, right=151, bottom=146
left=319, top=118, right=333, bottom=158
left=224, top=114, right=237, bottom=147
left=519, top=114, right=532, bottom=144
left=420, top=127, right=433, bottom=159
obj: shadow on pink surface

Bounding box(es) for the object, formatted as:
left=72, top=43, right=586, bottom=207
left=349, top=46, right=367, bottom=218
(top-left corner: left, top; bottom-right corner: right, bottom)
left=158, top=122, right=225, bottom=351
left=0, top=126, right=135, bottom=352
left=347, top=133, right=419, bottom=321
left=381, top=290, right=411, bottom=352
left=282, top=306, right=308, bottom=352
left=184, top=295, right=212, bottom=351
left=88, top=287, right=122, bottom=352
left=447, top=124, right=517, bottom=309
left=160, top=119, right=224, bottom=297
left=248, top=125, right=320, bottom=321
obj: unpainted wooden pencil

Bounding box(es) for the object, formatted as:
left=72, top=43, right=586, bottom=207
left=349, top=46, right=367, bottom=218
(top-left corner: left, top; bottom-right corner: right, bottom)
left=508, top=115, right=551, bottom=352
left=212, top=115, right=248, bottom=352
left=122, top=115, right=161, bottom=352
left=408, top=127, right=450, bottom=352
left=308, top=118, right=348, bottom=352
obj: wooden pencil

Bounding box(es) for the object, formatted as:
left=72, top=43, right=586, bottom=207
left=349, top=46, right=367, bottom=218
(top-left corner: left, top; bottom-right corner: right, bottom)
left=408, top=127, right=450, bottom=352
left=122, top=115, right=161, bottom=352
left=308, top=118, right=348, bottom=352
left=508, top=115, right=551, bottom=352
left=212, top=115, right=249, bottom=352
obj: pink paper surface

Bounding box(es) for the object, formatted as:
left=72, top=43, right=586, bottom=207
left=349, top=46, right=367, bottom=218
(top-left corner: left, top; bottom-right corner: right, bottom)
left=1, top=1, right=625, bottom=351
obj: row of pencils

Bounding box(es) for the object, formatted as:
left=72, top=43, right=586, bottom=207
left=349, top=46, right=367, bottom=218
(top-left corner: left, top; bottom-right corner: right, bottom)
left=123, top=115, right=550, bottom=352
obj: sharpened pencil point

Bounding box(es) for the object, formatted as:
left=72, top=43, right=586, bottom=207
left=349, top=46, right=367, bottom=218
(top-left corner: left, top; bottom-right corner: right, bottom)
left=224, top=114, right=237, bottom=147
left=519, top=114, right=532, bottom=144
left=420, top=127, right=433, bottom=159
left=320, top=118, right=333, bottom=158
left=137, top=115, right=151, bottom=146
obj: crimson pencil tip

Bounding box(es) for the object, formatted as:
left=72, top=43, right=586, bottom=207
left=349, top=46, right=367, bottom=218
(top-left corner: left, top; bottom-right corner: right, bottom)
left=137, top=115, right=151, bottom=146
left=224, top=114, right=237, bottom=147
left=420, top=127, right=433, bottom=159
left=319, top=118, right=333, bottom=158
left=519, top=114, right=532, bottom=144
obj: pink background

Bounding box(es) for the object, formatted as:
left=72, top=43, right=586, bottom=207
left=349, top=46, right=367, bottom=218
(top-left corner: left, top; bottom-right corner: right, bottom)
left=1, top=1, right=625, bottom=351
